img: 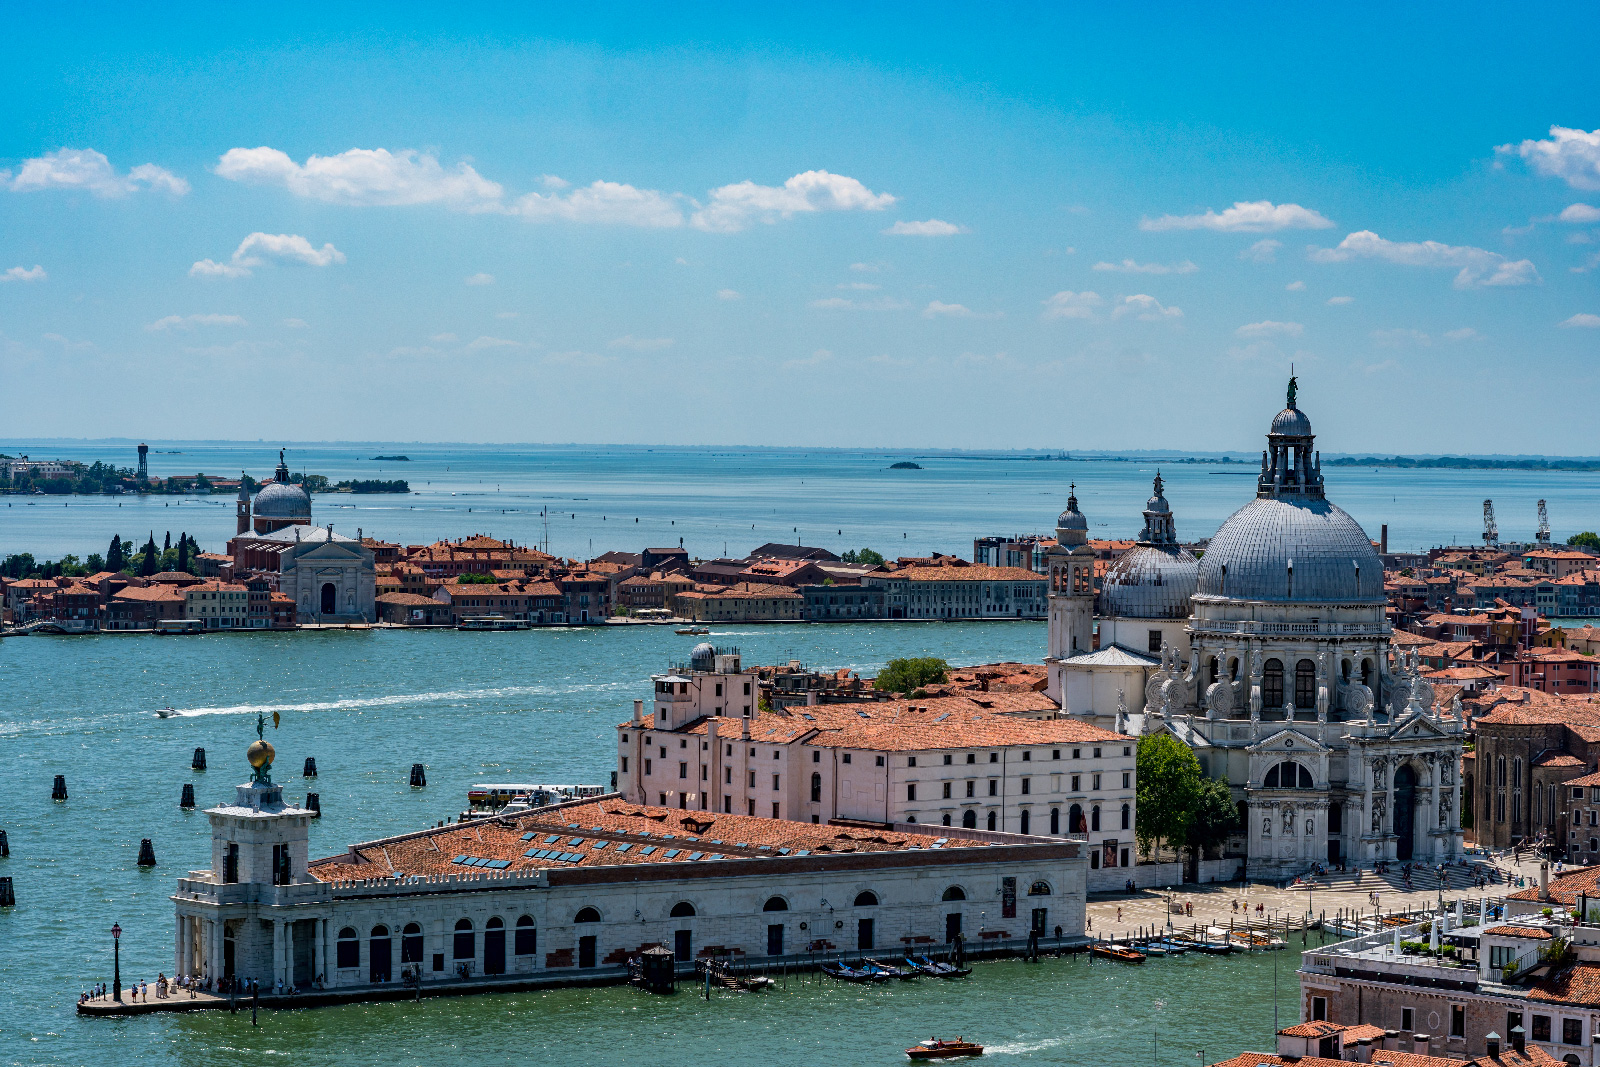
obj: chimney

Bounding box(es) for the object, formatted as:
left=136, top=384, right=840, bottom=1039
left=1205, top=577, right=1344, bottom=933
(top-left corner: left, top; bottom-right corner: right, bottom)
left=632, top=699, right=644, bottom=725
left=740, top=717, right=750, bottom=741
left=1540, top=860, right=1550, bottom=901
left=1381, top=524, right=1389, bottom=555
left=1510, top=1025, right=1525, bottom=1053
left=1485, top=1032, right=1501, bottom=1060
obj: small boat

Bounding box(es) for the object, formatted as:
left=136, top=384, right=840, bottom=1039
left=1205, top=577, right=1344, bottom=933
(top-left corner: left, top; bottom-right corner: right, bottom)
left=906, top=954, right=972, bottom=978
left=907, top=1038, right=984, bottom=1060
left=1090, top=943, right=1146, bottom=964
left=675, top=627, right=710, bottom=635
left=822, top=961, right=889, bottom=983
left=1170, top=935, right=1232, bottom=955
left=1153, top=939, right=1191, bottom=954
left=1138, top=941, right=1179, bottom=957
left=155, top=706, right=176, bottom=719
left=866, top=957, right=919, bottom=980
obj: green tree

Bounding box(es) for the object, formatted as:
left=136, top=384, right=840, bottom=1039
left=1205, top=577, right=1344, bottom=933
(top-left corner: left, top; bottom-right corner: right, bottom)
left=57, top=553, right=87, bottom=577
left=873, top=656, right=949, bottom=693
left=105, top=535, right=125, bottom=572
left=1135, top=734, right=1202, bottom=856
left=86, top=553, right=105, bottom=572
left=1568, top=532, right=1600, bottom=552
left=457, top=572, right=497, bottom=584
left=177, top=531, right=190, bottom=574
left=163, top=531, right=171, bottom=552
left=1187, top=776, right=1240, bottom=860
left=842, top=548, right=886, bottom=566
left=139, top=534, right=159, bottom=576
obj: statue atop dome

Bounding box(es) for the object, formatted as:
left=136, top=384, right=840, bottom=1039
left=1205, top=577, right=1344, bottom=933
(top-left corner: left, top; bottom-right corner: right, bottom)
left=1287, top=374, right=1298, bottom=408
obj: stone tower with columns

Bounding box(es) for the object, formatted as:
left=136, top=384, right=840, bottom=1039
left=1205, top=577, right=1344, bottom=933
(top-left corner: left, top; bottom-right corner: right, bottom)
left=1044, top=485, right=1098, bottom=703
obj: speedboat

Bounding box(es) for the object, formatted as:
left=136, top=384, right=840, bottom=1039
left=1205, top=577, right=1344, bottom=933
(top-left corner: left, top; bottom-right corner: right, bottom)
left=155, top=706, right=176, bottom=718
left=907, top=1039, right=984, bottom=1059
left=1090, top=942, right=1146, bottom=963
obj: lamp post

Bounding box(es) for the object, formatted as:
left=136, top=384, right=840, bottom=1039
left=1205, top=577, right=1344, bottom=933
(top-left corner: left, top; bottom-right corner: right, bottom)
left=112, top=922, right=122, bottom=1002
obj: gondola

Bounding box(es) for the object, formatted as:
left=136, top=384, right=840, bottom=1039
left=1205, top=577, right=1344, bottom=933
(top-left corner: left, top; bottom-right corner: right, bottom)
left=821, top=960, right=890, bottom=983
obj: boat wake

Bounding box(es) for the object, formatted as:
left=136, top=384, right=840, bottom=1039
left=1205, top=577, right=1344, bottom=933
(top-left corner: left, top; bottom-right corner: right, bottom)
left=165, top=683, right=627, bottom=718
left=984, top=1037, right=1067, bottom=1056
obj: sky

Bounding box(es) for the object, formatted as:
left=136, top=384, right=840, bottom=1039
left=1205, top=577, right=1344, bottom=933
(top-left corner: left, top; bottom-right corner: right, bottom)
left=1, top=3, right=1597, bottom=453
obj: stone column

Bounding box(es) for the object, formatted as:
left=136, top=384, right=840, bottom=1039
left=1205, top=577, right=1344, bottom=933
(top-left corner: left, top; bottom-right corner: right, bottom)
left=272, top=919, right=284, bottom=991
left=175, top=913, right=185, bottom=977
left=209, top=918, right=223, bottom=987
left=313, top=918, right=325, bottom=987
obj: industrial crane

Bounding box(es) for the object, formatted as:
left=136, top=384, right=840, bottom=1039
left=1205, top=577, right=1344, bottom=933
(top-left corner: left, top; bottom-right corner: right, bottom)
left=1537, top=499, right=1551, bottom=544
left=1483, top=499, right=1498, bottom=546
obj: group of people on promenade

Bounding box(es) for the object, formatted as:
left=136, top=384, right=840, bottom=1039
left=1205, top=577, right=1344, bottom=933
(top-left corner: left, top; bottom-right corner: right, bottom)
left=79, top=973, right=201, bottom=1005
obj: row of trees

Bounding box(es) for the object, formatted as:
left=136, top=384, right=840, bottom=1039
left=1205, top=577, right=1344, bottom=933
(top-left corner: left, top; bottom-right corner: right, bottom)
left=0, top=532, right=205, bottom=580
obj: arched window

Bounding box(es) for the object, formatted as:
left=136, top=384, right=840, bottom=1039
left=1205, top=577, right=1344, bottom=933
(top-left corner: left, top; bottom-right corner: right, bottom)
left=962, top=810, right=977, bottom=829
left=401, top=922, right=424, bottom=964
left=336, top=926, right=359, bottom=969
left=453, top=918, right=475, bottom=960
left=1121, top=803, right=1131, bottom=830
left=762, top=896, right=789, bottom=912
left=854, top=891, right=879, bottom=907
left=986, top=811, right=997, bottom=831
left=1228, top=657, right=1240, bottom=681
left=941, top=813, right=951, bottom=826
left=1028, top=881, right=1052, bottom=896
left=1264, top=761, right=1314, bottom=789
left=1069, top=803, right=1086, bottom=834
left=1208, top=657, right=1219, bottom=684
left=515, top=915, right=537, bottom=955
left=574, top=907, right=601, bottom=924
left=1263, top=659, right=1284, bottom=708
left=942, top=885, right=966, bottom=901
left=484, top=916, right=506, bottom=975
left=669, top=901, right=696, bottom=918
left=1294, top=659, right=1316, bottom=708
left=369, top=925, right=391, bottom=982
left=1090, top=805, right=1101, bottom=832
left=1019, top=809, right=1031, bottom=834
left=1360, top=659, right=1373, bottom=689
left=1050, top=808, right=1060, bottom=835
left=1341, top=659, right=1352, bottom=682
left=810, top=772, right=822, bottom=803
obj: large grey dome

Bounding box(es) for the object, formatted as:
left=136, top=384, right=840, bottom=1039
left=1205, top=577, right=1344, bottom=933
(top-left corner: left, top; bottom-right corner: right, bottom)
left=253, top=480, right=312, bottom=520
left=1269, top=406, right=1313, bottom=437
left=1196, top=496, right=1382, bottom=603
left=1099, top=545, right=1198, bottom=619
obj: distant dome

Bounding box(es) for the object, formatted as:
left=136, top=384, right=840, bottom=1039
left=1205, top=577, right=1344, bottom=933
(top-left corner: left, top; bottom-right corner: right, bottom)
left=1270, top=406, right=1313, bottom=437
left=1196, top=496, right=1382, bottom=603
left=690, top=642, right=715, bottom=667
left=1057, top=508, right=1088, bottom=532
left=1099, top=545, right=1198, bottom=619
left=254, top=480, right=312, bottom=521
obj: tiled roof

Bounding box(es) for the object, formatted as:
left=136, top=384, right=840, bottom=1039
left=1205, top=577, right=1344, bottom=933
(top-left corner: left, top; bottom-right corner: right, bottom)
left=1529, top=961, right=1600, bottom=1008
left=110, top=584, right=186, bottom=603
left=1507, top=864, right=1600, bottom=904
left=309, top=799, right=1021, bottom=882
left=1211, top=1049, right=1557, bottom=1067
left=1561, top=770, right=1600, bottom=786
left=1484, top=925, right=1553, bottom=939
left=376, top=593, right=443, bottom=606
left=1534, top=752, right=1587, bottom=768
left=888, top=564, right=1045, bottom=582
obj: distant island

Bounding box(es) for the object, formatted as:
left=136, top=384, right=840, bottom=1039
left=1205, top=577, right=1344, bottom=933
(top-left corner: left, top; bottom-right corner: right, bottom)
left=371, top=455, right=410, bottom=462
left=1327, top=456, right=1600, bottom=472
left=336, top=479, right=410, bottom=493
left=890, top=461, right=922, bottom=470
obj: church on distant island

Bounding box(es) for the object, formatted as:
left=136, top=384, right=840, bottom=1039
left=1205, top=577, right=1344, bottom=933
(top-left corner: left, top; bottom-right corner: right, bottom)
left=1043, top=382, right=1465, bottom=879
left=226, top=450, right=376, bottom=622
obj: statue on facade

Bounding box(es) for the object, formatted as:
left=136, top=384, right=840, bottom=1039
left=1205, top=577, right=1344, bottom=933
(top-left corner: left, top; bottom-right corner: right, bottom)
left=1282, top=807, right=1296, bottom=836
left=1371, top=794, right=1386, bottom=833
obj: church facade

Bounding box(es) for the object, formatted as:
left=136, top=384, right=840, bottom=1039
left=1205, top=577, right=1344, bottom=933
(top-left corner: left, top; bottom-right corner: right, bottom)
left=1045, top=385, right=1464, bottom=879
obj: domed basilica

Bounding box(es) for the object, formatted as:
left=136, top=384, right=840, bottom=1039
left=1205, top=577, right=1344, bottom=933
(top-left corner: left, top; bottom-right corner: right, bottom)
left=1044, top=382, right=1464, bottom=878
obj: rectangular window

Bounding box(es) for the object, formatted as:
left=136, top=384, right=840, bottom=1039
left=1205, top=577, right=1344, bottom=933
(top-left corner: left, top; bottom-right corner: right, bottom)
left=908, top=756, right=917, bottom=767
left=1021, top=778, right=1030, bottom=795
left=967, top=753, right=976, bottom=764
left=1402, top=1008, right=1414, bottom=1033
left=772, top=802, right=780, bottom=818
left=943, top=782, right=952, bottom=799
left=1148, top=629, right=1162, bottom=653
left=679, top=762, right=688, bottom=779
left=1452, top=1005, right=1466, bottom=1039
left=748, top=771, right=755, bottom=788
left=701, top=766, right=707, bottom=780
left=1564, top=1018, right=1583, bottom=1045
left=1093, top=747, right=1102, bottom=759
left=1073, top=749, right=1081, bottom=759
left=1052, top=750, right=1060, bottom=760
left=944, top=754, right=953, bottom=765
left=843, top=754, right=852, bottom=764
left=876, top=756, right=885, bottom=766
left=1093, top=774, right=1102, bottom=790
left=1122, top=772, right=1131, bottom=789
left=1072, top=775, right=1081, bottom=792
left=812, top=751, right=819, bottom=762
left=1311, top=997, right=1327, bottom=1022
left=1533, top=1015, right=1551, bottom=1043
left=907, top=784, right=917, bottom=801
left=989, top=780, right=998, bottom=797
left=621, top=756, right=629, bottom=772
left=1022, top=751, right=1031, bottom=762
left=772, top=774, right=780, bottom=791
left=966, top=781, right=975, bottom=798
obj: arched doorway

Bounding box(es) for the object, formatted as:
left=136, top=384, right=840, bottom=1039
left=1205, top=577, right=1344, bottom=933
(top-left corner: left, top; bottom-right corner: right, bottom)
left=1394, top=764, right=1417, bottom=860
left=321, top=582, right=337, bottom=615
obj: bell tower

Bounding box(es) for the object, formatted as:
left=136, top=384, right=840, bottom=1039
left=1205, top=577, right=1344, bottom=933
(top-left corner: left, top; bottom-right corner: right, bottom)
left=1046, top=484, right=1096, bottom=662
left=236, top=472, right=251, bottom=535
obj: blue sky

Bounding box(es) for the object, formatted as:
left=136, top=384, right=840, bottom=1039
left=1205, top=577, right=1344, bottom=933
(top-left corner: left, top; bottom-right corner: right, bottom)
left=1, top=3, right=1596, bottom=452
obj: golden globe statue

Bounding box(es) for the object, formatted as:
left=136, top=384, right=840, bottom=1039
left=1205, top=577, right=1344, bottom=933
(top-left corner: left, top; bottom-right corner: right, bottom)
left=247, top=739, right=275, bottom=769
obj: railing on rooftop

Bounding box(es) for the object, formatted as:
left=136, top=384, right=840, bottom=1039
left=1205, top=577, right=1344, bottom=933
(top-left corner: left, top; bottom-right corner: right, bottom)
left=1189, top=620, right=1391, bottom=637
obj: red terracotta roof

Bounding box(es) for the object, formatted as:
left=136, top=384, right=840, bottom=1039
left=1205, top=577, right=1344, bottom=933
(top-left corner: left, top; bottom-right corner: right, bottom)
left=1484, top=925, right=1554, bottom=939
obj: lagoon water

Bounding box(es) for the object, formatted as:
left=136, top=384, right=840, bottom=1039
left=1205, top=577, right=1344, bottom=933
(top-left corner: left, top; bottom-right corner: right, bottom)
left=3, top=442, right=1600, bottom=563
left=0, top=621, right=1331, bottom=1067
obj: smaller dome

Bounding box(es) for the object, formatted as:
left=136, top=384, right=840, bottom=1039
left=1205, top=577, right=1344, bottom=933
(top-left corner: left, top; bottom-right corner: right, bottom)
left=690, top=642, right=715, bottom=667
left=254, top=481, right=312, bottom=520
left=1057, top=508, right=1088, bottom=531
left=247, top=739, right=275, bottom=769
left=1099, top=545, right=1199, bottom=619
left=1270, top=406, right=1313, bottom=437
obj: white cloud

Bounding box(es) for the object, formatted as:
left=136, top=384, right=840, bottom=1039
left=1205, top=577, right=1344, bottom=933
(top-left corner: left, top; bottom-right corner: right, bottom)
left=807, top=296, right=909, bottom=312
left=464, top=336, right=521, bottom=351
left=1242, top=239, right=1282, bottom=263
left=1285, top=280, right=1306, bottom=291
left=1114, top=294, right=1183, bottom=321
left=1498, top=127, right=1600, bottom=191
left=430, top=333, right=459, bottom=344
left=1560, top=313, right=1600, bottom=328
left=282, top=318, right=308, bottom=328
left=1235, top=320, right=1303, bottom=339
left=3, top=148, right=187, bottom=197
left=1560, top=203, right=1600, bottom=224
left=784, top=348, right=834, bottom=370
left=1092, top=258, right=1198, bottom=274
left=465, top=273, right=495, bottom=286
left=495, top=311, right=519, bottom=320
left=609, top=335, right=674, bottom=351
left=1326, top=295, right=1354, bottom=305
left=715, top=289, right=742, bottom=301
left=692, top=171, right=894, bottom=232
left=1443, top=327, right=1482, bottom=342
left=1372, top=327, right=1432, bottom=347
left=1309, top=230, right=1540, bottom=289
left=190, top=232, right=345, bottom=278
left=922, top=301, right=1001, bottom=319
left=147, top=313, right=248, bottom=331
left=838, top=281, right=882, bottom=291
left=516, top=180, right=683, bottom=227
left=850, top=261, right=885, bottom=272
left=1041, top=290, right=1103, bottom=321
left=1, top=265, right=46, bottom=283
left=216, top=146, right=502, bottom=210
left=883, top=218, right=964, bottom=236
left=1140, top=200, right=1333, bottom=233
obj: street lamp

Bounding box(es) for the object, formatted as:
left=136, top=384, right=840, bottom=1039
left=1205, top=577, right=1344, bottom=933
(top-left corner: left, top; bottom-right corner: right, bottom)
left=112, top=922, right=122, bottom=1002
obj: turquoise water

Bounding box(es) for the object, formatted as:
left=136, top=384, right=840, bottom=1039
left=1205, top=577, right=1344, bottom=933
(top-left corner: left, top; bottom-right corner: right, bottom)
left=2, top=443, right=1598, bottom=561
